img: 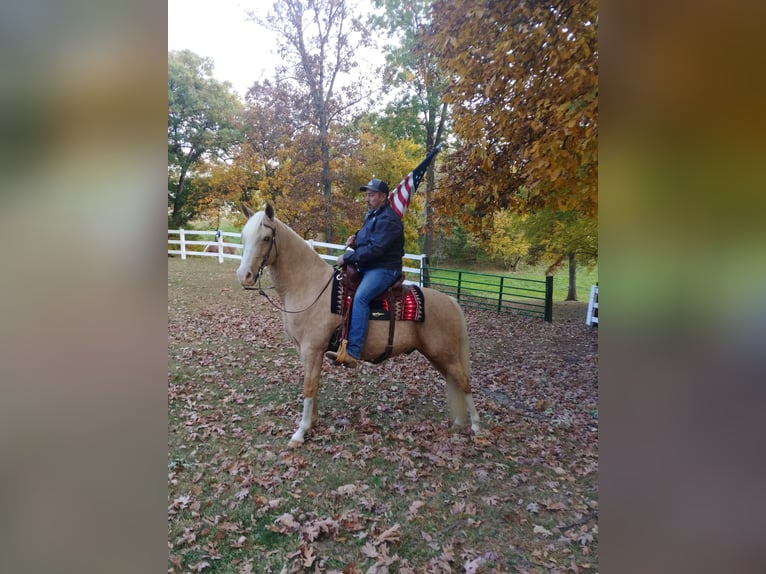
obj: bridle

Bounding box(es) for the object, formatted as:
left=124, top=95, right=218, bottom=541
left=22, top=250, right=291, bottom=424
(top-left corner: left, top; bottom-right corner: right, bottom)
left=254, top=221, right=278, bottom=285
left=242, top=220, right=277, bottom=295
left=243, top=220, right=336, bottom=314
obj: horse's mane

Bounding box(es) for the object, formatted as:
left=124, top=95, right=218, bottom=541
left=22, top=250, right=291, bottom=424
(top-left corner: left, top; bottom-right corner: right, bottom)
left=274, top=216, right=328, bottom=266
left=245, top=209, right=329, bottom=269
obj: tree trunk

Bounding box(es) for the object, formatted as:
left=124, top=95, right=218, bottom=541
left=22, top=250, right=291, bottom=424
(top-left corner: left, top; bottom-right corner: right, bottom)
left=566, top=251, right=577, bottom=301
left=423, top=110, right=435, bottom=255
left=423, top=147, right=435, bottom=256
left=318, top=108, right=333, bottom=243
left=422, top=102, right=448, bottom=291
left=423, top=101, right=448, bottom=258
left=171, top=168, right=189, bottom=228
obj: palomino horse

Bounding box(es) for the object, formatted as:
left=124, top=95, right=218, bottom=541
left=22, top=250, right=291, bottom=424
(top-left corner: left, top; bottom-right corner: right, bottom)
left=236, top=204, right=480, bottom=446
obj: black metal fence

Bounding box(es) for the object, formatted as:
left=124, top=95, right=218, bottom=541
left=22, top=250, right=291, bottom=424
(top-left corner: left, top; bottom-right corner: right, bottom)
left=422, top=266, right=553, bottom=322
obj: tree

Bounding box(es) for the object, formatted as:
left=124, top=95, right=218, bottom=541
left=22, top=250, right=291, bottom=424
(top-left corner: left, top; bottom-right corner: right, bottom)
left=215, top=78, right=311, bottom=213
left=262, top=129, right=328, bottom=238
left=241, top=77, right=354, bottom=239
left=371, top=0, right=449, bottom=256
left=168, top=50, right=242, bottom=227
left=248, top=0, right=373, bottom=242
left=251, top=111, right=424, bottom=247
left=342, top=131, right=425, bottom=253
left=486, top=210, right=531, bottom=271
left=524, top=209, right=598, bottom=300
left=428, top=0, right=598, bottom=230
left=243, top=79, right=304, bottom=171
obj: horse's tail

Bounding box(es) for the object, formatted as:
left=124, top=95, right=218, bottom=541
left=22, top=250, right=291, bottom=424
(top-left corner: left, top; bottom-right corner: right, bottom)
left=453, top=297, right=471, bottom=380
left=445, top=296, right=471, bottom=423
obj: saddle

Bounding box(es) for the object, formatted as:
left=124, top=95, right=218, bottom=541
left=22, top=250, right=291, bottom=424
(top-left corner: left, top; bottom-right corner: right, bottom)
left=332, top=264, right=412, bottom=364
left=342, top=263, right=406, bottom=298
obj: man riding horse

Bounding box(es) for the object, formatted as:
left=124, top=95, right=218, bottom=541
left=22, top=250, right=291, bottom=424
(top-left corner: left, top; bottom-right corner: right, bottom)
left=325, top=178, right=404, bottom=367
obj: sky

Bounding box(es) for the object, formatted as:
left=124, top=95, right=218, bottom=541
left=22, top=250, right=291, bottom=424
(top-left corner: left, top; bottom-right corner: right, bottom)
left=168, top=0, right=383, bottom=99
left=168, top=0, right=281, bottom=98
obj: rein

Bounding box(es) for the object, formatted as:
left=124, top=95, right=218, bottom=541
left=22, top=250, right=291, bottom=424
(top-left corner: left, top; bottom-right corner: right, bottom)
left=243, top=222, right=337, bottom=314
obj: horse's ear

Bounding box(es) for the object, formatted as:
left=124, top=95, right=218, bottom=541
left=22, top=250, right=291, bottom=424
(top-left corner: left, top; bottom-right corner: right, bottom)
left=241, top=203, right=255, bottom=219
left=265, top=204, right=275, bottom=220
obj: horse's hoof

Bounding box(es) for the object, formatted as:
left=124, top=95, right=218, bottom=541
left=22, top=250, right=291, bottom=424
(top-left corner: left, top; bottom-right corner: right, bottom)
left=288, top=438, right=304, bottom=448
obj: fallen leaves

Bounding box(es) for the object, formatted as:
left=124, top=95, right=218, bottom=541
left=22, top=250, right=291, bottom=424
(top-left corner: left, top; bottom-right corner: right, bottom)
left=406, top=500, right=425, bottom=520
left=463, top=551, right=500, bottom=574
left=372, top=524, right=401, bottom=547
left=577, top=531, right=594, bottom=545
left=360, top=542, right=378, bottom=558
left=270, top=513, right=301, bottom=533
left=168, top=259, right=598, bottom=572
left=450, top=500, right=477, bottom=515
left=334, top=483, right=369, bottom=497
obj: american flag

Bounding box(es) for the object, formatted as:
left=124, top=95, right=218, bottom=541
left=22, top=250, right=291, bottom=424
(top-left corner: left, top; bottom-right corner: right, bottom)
left=389, top=144, right=442, bottom=219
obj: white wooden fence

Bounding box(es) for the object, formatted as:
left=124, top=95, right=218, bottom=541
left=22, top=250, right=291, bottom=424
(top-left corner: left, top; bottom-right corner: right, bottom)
left=586, top=284, right=598, bottom=327
left=168, top=229, right=243, bottom=263
left=168, top=229, right=426, bottom=286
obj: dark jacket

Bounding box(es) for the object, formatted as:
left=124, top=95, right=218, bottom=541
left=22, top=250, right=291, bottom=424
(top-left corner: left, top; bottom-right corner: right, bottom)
left=343, top=202, right=404, bottom=271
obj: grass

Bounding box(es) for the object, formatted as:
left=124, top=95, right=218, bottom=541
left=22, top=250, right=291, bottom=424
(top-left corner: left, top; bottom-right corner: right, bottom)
left=422, top=263, right=597, bottom=323
left=424, top=264, right=598, bottom=303
left=168, top=257, right=598, bottom=573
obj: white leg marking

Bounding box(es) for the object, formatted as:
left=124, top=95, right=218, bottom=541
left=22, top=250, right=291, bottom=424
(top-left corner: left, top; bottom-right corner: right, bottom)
left=465, top=394, right=480, bottom=433
left=289, top=398, right=315, bottom=445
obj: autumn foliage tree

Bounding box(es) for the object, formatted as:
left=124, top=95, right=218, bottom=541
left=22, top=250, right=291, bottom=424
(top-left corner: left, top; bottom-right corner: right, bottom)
left=237, top=77, right=353, bottom=239
left=526, top=209, right=597, bottom=299
left=486, top=210, right=532, bottom=271
left=427, top=0, right=598, bottom=231
left=236, top=75, right=431, bottom=245
left=341, top=130, right=426, bottom=252
left=248, top=0, right=374, bottom=242
left=371, top=0, right=450, bottom=255
left=168, top=50, right=242, bottom=227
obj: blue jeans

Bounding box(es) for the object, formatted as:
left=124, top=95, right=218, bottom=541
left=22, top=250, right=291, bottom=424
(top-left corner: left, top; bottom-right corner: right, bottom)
left=346, top=267, right=401, bottom=359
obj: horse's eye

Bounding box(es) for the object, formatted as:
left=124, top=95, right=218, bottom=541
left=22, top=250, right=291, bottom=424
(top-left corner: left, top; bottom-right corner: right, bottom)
left=263, top=236, right=271, bottom=242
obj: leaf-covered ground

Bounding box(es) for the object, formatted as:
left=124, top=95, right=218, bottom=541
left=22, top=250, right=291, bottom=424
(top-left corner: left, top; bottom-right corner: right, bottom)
left=168, top=258, right=598, bottom=573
